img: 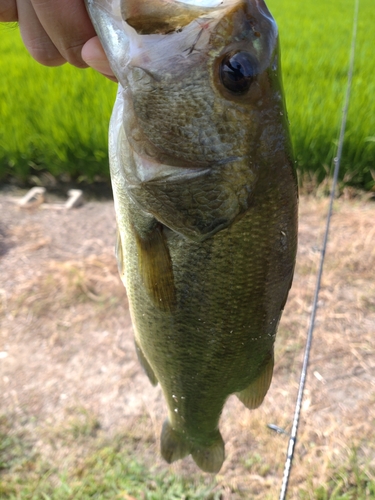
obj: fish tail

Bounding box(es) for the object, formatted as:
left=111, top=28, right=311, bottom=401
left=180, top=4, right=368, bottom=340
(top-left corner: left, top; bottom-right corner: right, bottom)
left=191, top=432, right=225, bottom=474
left=161, top=420, right=225, bottom=473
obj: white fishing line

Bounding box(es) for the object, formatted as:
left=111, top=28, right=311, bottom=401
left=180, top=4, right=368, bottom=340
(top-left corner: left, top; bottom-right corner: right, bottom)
left=278, top=0, right=360, bottom=498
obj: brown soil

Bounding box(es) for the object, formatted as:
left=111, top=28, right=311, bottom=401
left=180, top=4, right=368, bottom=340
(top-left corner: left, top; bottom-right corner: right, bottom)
left=1, top=189, right=374, bottom=498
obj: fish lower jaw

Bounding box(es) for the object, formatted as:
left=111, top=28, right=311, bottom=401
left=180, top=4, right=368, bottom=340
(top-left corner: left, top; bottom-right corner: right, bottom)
left=129, top=149, right=210, bottom=183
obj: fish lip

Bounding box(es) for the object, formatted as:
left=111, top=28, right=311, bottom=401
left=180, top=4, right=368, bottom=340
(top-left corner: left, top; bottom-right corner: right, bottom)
left=121, top=2, right=248, bottom=77
left=122, top=0, right=239, bottom=35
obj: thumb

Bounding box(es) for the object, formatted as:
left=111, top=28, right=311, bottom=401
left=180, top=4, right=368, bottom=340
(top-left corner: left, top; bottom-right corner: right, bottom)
left=81, top=36, right=117, bottom=82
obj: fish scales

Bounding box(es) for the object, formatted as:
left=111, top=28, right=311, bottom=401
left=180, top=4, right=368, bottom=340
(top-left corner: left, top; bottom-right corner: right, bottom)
left=131, top=71, right=244, bottom=162
left=85, top=0, right=298, bottom=473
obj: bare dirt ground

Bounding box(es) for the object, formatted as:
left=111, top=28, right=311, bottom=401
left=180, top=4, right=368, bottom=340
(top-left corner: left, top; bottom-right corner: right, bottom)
left=1, top=189, right=375, bottom=498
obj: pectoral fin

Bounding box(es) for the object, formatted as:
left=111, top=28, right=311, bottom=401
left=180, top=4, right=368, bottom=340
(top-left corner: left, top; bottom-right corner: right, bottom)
left=236, top=352, right=274, bottom=409
left=135, top=340, right=158, bottom=386
left=115, top=229, right=125, bottom=278
left=133, top=223, right=176, bottom=312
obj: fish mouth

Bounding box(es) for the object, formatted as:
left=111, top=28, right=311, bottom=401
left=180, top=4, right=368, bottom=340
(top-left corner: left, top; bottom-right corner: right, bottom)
left=85, top=0, right=276, bottom=82
left=121, top=0, right=239, bottom=35
left=120, top=0, right=245, bottom=77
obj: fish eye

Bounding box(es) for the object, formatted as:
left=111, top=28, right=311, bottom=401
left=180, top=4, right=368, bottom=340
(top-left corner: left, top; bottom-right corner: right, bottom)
left=220, top=51, right=257, bottom=94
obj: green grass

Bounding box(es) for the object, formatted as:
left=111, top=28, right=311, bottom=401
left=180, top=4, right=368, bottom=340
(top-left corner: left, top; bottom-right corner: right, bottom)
left=0, top=0, right=374, bottom=189
left=0, top=414, right=221, bottom=500
left=1, top=445, right=220, bottom=500
left=0, top=25, right=116, bottom=183
left=268, top=0, right=375, bottom=190
left=2, top=412, right=374, bottom=499
left=301, top=448, right=375, bottom=500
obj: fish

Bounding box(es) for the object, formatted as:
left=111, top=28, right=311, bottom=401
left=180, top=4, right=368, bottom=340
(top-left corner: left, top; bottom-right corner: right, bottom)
left=85, top=0, right=298, bottom=473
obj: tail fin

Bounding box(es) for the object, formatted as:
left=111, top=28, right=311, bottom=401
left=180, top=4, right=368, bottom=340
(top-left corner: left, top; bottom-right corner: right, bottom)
left=160, top=419, right=225, bottom=474
left=191, top=433, right=225, bottom=473
left=160, top=420, right=190, bottom=464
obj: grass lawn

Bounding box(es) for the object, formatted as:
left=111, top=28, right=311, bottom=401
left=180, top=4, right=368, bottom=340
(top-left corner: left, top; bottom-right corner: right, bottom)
left=0, top=0, right=374, bottom=189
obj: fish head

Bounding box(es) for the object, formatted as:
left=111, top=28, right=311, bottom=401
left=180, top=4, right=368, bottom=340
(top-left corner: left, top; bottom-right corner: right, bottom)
left=86, top=0, right=288, bottom=170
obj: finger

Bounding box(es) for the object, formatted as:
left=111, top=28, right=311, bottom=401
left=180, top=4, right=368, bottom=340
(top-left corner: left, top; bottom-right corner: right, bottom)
left=0, top=0, right=17, bottom=21
left=17, top=0, right=65, bottom=66
left=81, top=36, right=117, bottom=82
left=31, top=0, right=96, bottom=68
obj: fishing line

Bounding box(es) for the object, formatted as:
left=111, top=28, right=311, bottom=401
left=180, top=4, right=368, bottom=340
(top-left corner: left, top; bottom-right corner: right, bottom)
left=278, top=0, right=360, bottom=497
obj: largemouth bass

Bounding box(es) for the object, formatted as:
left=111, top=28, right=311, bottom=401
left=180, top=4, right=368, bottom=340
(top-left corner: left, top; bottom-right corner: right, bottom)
left=85, top=0, right=298, bottom=473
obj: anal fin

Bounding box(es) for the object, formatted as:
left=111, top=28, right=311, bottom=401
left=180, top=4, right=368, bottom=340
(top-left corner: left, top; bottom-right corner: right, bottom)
left=135, top=340, right=158, bottom=386
left=133, top=223, right=176, bottom=312
left=236, top=352, right=274, bottom=410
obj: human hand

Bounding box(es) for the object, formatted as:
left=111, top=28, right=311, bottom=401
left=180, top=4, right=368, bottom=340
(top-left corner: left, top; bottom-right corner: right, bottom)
left=0, top=0, right=117, bottom=81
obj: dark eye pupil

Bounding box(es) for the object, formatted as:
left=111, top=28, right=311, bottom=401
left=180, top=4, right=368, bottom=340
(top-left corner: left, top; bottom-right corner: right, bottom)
left=220, top=51, right=257, bottom=94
